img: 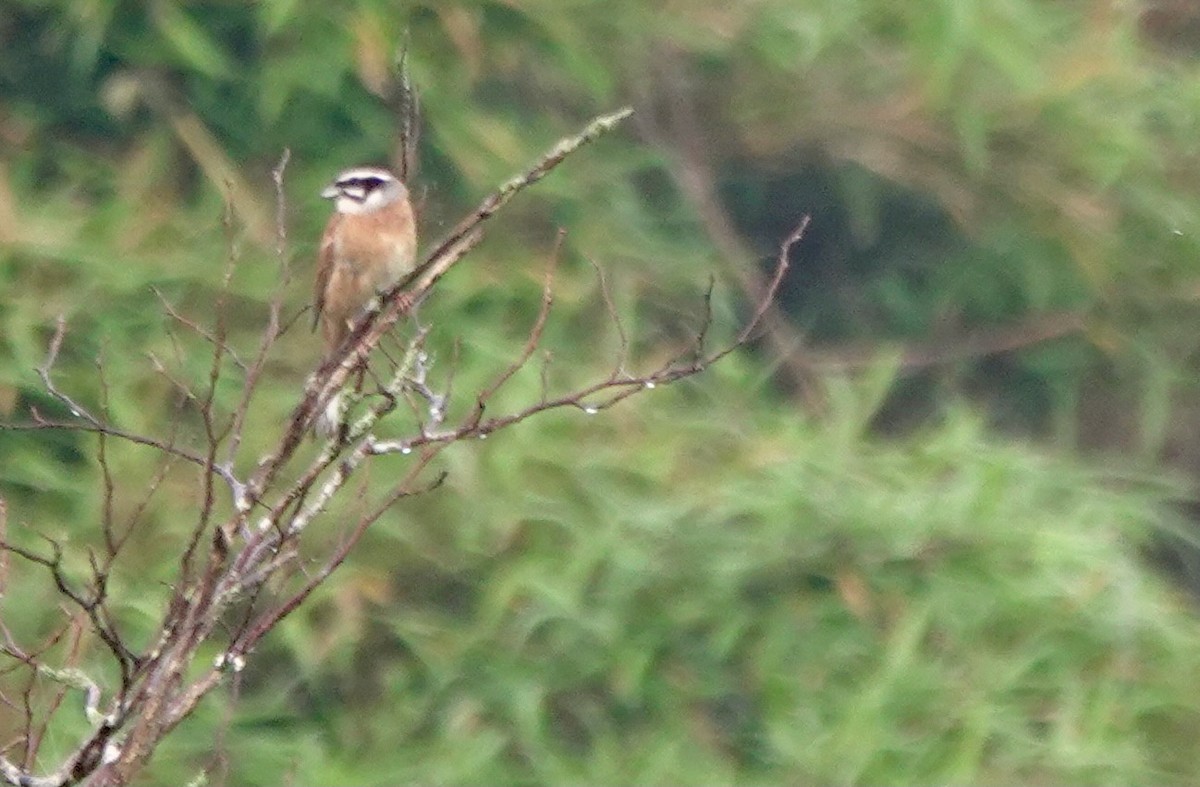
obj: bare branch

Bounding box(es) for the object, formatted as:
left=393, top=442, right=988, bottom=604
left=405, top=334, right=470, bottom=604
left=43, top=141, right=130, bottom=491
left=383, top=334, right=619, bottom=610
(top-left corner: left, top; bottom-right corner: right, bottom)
left=152, top=289, right=247, bottom=374
left=10, top=321, right=247, bottom=504
left=231, top=453, right=444, bottom=655
left=226, top=149, right=297, bottom=467
left=392, top=34, right=420, bottom=183
left=37, top=317, right=97, bottom=428
left=272, top=149, right=291, bottom=261
left=0, top=537, right=138, bottom=685
left=0, top=105, right=800, bottom=787
left=589, top=256, right=631, bottom=377
left=469, top=233, right=563, bottom=424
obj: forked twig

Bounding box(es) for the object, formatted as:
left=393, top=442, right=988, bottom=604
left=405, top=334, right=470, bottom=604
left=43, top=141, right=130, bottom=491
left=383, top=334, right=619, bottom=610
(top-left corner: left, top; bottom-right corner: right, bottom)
left=0, top=105, right=804, bottom=787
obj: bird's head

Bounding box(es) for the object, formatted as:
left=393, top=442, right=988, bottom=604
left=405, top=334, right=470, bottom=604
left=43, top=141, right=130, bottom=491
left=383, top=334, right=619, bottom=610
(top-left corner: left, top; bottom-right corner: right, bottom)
left=322, top=167, right=407, bottom=215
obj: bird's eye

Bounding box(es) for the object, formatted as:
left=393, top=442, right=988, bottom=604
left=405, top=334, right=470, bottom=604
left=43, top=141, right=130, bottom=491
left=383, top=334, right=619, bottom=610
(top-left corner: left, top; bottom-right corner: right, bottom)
left=334, top=173, right=389, bottom=197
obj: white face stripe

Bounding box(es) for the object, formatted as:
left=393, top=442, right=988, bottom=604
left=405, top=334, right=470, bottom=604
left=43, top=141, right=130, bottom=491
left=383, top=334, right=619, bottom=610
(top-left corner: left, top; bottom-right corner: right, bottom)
left=333, top=167, right=397, bottom=186
left=324, top=167, right=405, bottom=214
left=334, top=195, right=372, bottom=215
left=334, top=191, right=391, bottom=214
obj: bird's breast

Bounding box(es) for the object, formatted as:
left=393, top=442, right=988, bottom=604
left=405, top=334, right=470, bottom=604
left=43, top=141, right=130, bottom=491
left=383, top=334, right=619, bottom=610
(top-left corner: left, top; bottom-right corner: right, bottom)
left=332, top=207, right=417, bottom=278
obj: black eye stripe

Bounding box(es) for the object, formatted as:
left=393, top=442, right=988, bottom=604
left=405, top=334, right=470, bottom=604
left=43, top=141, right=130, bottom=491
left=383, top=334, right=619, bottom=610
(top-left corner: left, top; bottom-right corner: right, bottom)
left=338, top=176, right=386, bottom=191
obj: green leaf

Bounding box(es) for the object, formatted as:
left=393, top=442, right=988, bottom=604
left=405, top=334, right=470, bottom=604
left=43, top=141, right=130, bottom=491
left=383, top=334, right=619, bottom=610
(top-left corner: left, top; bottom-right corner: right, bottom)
left=151, top=1, right=234, bottom=77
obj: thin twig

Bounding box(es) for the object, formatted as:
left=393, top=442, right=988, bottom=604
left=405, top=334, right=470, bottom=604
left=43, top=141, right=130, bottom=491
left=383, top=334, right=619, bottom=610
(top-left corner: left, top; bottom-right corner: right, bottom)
left=0, top=104, right=799, bottom=787
left=469, top=233, right=563, bottom=426
left=152, top=289, right=247, bottom=373
left=588, top=255, right=631, bottom=378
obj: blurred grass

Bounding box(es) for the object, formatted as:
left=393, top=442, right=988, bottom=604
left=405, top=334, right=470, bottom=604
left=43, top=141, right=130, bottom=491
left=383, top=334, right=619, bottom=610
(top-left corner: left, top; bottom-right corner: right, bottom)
left=4, top=0, right=1200, bottom=784
left=142, top=380, right=1200, bottom=785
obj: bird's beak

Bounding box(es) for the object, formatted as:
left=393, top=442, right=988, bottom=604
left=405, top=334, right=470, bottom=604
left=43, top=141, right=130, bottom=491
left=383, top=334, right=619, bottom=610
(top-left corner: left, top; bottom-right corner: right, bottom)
left=321, top=184, right=340, bottom=199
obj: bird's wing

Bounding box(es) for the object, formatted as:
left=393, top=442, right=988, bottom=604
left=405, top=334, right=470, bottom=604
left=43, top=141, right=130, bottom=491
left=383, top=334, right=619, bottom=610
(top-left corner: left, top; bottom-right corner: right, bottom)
left=313, top=213, right=340, bottom=331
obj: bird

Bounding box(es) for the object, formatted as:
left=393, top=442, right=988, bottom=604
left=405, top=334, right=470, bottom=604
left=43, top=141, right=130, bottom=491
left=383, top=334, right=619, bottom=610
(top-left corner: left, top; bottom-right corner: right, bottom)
left=312, top=165, right=417, bottom=435
left=314, top=166, right=418, bottom=355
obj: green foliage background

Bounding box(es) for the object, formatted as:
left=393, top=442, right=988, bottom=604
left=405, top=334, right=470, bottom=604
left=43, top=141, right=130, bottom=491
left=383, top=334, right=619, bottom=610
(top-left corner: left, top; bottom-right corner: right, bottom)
left=4, top=0, right=1200, bottom=783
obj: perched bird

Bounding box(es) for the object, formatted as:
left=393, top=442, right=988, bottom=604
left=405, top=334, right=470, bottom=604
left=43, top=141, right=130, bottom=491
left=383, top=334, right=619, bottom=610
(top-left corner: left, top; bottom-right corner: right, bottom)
left=313, top=166, right=417, bottom=434
left=314, top=166, right=418, bottom=356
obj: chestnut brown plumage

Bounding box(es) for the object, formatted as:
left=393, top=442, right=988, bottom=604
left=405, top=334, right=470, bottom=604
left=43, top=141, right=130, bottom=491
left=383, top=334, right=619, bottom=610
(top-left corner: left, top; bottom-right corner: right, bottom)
left=314, top=166, right=418, bottom=358
left=312, top=166, right=417, bottom=435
